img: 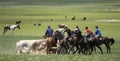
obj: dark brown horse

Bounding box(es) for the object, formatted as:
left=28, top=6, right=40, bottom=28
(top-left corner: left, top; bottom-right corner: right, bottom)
left=54, top=30, right=68, bottom=54
left=67, top=29, right=83, bottom=54
left=78, top=37, right=115, bottom=54
left=93, top=37, right=115, bottom=54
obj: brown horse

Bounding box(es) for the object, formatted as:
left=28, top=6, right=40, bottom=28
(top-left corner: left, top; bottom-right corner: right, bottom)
left=46, top=36, right=57, bottom=54
left=45, top=30, right=69, bottom=54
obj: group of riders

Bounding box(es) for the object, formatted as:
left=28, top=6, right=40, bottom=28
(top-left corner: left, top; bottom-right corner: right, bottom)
left=42, top=24, right=114, bottom=55
left=44, top=25, right=102, bottom=44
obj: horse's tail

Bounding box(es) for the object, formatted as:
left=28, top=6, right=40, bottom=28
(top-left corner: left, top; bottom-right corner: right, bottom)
left=109, top=38, right=115, bottom=46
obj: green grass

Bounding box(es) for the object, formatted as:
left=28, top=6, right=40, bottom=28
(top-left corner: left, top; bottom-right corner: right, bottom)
left=0, top=54, right=120, bottom=61
left=0, top=2, right=120, bottom=61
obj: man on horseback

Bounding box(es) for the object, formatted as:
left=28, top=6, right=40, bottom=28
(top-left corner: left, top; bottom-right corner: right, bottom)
left=94, top=26, right=102, bottom=38
left=73, top=26, right=82, bottom=39
left=57, top=25, right=64, bottom=34
left=64, top=25, right=72, bottom=42
left=45, top=26, right=54, bottom=37
left=64, top=25, right=72, bottom=37
left=84, top=27, right=93, bottom=43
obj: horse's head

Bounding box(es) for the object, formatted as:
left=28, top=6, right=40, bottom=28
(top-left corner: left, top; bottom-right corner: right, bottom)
left=16, top=20, right=21, bottom=25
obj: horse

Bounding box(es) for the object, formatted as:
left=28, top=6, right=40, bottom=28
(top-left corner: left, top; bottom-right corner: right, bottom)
left=66, top=29, right=83, bottom=54
left=54, top=30, right=68, bottom=54
left=72, top=16, right=76, bottom=20
left=79, top=37, right=115, bottom=54
left=45, top=36, right=56, bottom=54
left=93, top=37, right=115, bottom=54
left=82, top=17, right=87, bottom=21
left=3, top=24, right=20, bottom=34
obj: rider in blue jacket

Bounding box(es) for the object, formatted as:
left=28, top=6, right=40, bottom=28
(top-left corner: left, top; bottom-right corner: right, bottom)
left=45, top=26, right=54, bottom=37
left=95, top=26, right=102, bottom=38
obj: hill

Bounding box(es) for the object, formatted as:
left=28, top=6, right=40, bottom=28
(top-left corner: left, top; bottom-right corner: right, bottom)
left=0, top=0, right=120, bottom=6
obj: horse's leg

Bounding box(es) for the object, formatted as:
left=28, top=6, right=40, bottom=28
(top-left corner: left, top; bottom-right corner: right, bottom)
left=105, top=43, right=111, bottom=53
left=11, top=29, right=14, bottom=35
left=15, top=44, right=21, bottom=55
left=105, top=43, right=108, bottom=53
left=96, top=45, right=103, bottom=54
left=109, top=46, right=111, bottom=53
left=82, top=43, right=87, bottom=54
left=46, top=42, right=50, bottom=54
left=107, top=40, right=111, bottom=53
left=82, top=44, right=88, bottom=55
left=89, top=44, right=93, bottom=55
left=87, top=44, right=91, bottom=55
left=3, top=28, right=7, bottom=34
left=65, top=41, right=70, bottom=49
left=93, top=45, right=96, bottom=53
left=78, top=48, right=82, bottom=54
left=26, top=45, right=32, bottom=54
left=3, top=29, right=5, bottom=34
left=73, top=45, right=79, bottom=54
left=63, top=41, right=69, bottom=54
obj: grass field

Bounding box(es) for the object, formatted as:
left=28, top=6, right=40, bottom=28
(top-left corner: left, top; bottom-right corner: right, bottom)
left=0, top=0, right=120, bottom=61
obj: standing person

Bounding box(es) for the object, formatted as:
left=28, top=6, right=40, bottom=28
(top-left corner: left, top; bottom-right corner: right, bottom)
left=94, top=26, right=102, bottom=38
left=45, top=26, right=54, bottom=37
left=84, top=27, right=93, bottom=43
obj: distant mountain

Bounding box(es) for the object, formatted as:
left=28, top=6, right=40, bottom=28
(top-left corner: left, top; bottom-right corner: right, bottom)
left=0, top=0, right=120, bottom=6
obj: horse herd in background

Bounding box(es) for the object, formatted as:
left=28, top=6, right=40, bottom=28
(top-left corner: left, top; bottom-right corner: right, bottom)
left=2, top=16, right=86, bottom=35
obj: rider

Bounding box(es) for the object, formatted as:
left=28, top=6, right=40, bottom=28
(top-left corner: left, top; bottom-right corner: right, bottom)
left=57, top=25, right=64, bottom=34
left=84, top=27, right=93, bottom=43
left=64, top=25, right=72, bottom=37
left=45, top=26, right=54, bottom=37
left=94, top=26, right=102, bottom=38
left=73, top=26, right=82, bottom=39
left=64, top=25, right=72, bottom=41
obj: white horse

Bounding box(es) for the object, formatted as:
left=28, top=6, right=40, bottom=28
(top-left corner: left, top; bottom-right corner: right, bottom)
left=15, top=39, right=46, bottom=55
left=3, top=24, right=20, bottom=34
